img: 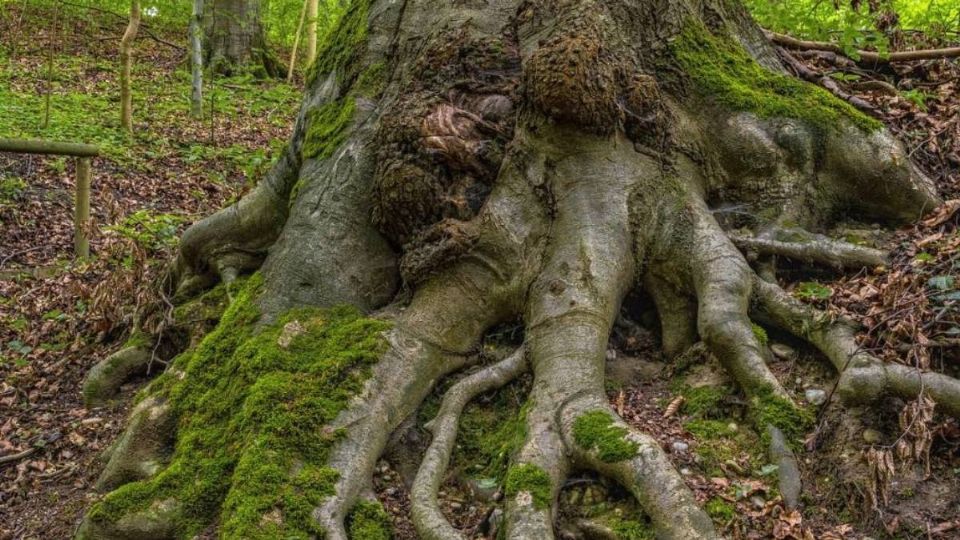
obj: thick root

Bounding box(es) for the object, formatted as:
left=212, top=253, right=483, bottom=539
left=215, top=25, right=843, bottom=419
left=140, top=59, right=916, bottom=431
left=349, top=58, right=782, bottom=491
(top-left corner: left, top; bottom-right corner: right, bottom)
left=730, top=227, right=887, bottom=269
left=411, top=348, right=528, bottom=540
left=560, top=394, right=718, bottom=539
left=83, top=346, right=154, bottom=407
left=751, top=277, right=960, bottom=418
left=95, top=395, right=174, bottom=492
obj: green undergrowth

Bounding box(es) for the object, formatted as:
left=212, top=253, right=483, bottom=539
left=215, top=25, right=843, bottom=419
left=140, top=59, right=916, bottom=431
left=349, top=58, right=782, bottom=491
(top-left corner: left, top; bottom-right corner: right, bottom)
left=85, top=273, right=392, bottom=539
left=672, top=23, right=883, bottom=133
left=573, top=410, right=639, bottom=463
left=504, top=464, right=552, bottom=509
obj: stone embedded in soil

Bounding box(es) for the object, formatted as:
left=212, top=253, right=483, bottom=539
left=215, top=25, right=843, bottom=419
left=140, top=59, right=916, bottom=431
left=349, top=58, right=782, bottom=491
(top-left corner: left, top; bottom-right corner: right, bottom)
left=770, top=343, right=797, bottom=360
left=671, top=440, right=690, bottom=453
left=804, top=388, right=827, bottom=405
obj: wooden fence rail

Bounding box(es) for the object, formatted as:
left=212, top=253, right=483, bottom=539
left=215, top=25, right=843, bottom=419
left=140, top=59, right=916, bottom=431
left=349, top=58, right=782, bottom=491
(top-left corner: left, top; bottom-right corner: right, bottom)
left=0, top=138, right=100, bottom=258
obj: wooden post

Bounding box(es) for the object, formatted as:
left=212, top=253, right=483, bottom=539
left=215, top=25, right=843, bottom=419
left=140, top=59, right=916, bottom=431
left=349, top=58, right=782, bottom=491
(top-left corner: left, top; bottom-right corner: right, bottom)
left=0, top=138, right=99, bottom=260
left=74, top=158, right=92, bottom=258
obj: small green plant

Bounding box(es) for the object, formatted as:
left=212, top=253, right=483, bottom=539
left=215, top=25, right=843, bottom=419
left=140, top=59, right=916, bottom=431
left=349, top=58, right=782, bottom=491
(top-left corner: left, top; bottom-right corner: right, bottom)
left=914, top=252, right=935, bottom=264
left=0, top=176, right=27, bottom=203
left=901, top=89, right=933, bottom=111
left=107, top=210, right=186, bottom=251
left=794, top=282, right=832, bottom=301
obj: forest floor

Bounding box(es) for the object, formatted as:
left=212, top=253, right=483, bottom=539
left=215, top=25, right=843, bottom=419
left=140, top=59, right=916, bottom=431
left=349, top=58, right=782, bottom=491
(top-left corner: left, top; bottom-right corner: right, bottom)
left=1, top=5, right=959, bottom=540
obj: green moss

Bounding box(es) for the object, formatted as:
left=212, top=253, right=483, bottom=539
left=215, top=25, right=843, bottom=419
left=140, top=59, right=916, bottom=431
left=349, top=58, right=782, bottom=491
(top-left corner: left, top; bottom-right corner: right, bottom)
left=674, top=384, right=728, bottom=418
left=750, top=387, right=814, bottom=446
left=87, top=273, right=392, bottom=538
left=751, top=324, right=768, bottom=346
left=684, top=419, right=762, bottom=477
left=354, top=61, right=387, bottom=98
left=573, top=411, right=639, bottom=463
left=504, top=464, right=552, bottom=509
left=672, top=23, right=882, bottom=132
left=606, top=516, right=656, bottom=539
left=347, top=501, right=392, bottom=540
left=171, top=282, right=230, bottom=326
left=301, top=98, right=357, bottom=161
left=704, top=497, right=735, bottom=522
left=306, top=0, right=371, bottom=88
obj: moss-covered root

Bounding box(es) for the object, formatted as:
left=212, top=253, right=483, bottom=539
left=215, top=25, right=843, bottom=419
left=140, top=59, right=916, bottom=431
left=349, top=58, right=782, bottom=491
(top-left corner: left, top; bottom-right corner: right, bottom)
left=560, top=399, right=718, bottom=539
left=751, top=277, right=960, bottom=418
left=730, top=228, right=887, bottom=270
left=95, top=396, right=175, bottom=492
left=411, top=348, right=528, bottom=540
left=83, top=345, right=153, bottom=407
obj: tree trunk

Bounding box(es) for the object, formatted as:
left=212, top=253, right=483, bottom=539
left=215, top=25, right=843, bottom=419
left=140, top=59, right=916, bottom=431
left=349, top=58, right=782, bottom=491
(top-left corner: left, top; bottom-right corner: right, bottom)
left=306, top=0, right=318, bottom=67
left=203, top=0, right=279, bottom=77
left=189, top=0, right=204, bottom=118
left=79, top=0, right=957, bottom=539
left=119, top=0, right=140, bottom=132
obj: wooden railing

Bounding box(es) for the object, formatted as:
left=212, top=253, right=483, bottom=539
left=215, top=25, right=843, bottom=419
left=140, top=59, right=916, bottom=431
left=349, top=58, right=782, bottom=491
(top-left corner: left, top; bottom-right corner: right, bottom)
left=0, top=138, right=99, bottom=258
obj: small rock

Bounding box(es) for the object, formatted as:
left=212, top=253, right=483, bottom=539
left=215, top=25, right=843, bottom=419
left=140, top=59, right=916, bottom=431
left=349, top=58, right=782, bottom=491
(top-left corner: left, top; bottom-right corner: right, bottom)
left=384, top=488, right=397, bottom=496
left=605, top=349, right=617, bottom=361
left=680, top=467, right=692, bottom=476
left=863, top=429, right=882, bottom=444
left=750, top=495, right=766, bottom=509
left=727, top=422, right=738, bottom=433
left=770, top=343, right=796, bottom=360
left=450, top=502, right=462, bottom=510
left=804, top=388, right=827, bottom=406
left=671, top=441, right=690, bottom=453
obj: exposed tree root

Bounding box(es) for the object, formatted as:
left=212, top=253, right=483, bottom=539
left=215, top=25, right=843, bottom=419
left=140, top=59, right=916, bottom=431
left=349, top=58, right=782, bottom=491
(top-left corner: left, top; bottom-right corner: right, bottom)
left=82, top=346, right=153, bottom=407
left=730, top=228, right=888, bottom=270
left=766, top=425, right=801, bottom=509
left=751, top=278, right=960, bottom=418
left=412, top=348, right=528, bottom=540
left=95, top=395, right=175, bottom=492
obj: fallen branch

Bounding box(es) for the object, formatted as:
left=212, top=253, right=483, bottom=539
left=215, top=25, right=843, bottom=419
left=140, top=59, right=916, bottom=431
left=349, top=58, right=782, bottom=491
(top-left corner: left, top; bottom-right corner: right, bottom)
left=0, top=447, right=37, bottom=466
left=767, top=30, right=960, bottom=65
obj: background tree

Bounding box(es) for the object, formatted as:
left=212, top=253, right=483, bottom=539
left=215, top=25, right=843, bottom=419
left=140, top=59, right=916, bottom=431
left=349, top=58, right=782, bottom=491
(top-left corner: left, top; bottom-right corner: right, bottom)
left=119, top=0, right=140, bottom=132
left=204, top=0, right=279, bottom=76
left=77, top=0, right=960, bottom=539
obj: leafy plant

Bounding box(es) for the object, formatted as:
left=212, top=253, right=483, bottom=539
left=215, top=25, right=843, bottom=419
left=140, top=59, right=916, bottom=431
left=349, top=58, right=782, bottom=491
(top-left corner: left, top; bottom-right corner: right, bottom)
left=107, top=210, right=187, bottom=251
left=795, top=282, right=833, bottom=300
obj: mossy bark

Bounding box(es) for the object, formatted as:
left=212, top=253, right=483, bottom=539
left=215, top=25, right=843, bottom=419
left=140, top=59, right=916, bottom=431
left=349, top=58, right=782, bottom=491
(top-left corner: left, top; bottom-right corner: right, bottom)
left=81, top=0, right=956, bottom=538
left=203, top=0, right=280, bottom=77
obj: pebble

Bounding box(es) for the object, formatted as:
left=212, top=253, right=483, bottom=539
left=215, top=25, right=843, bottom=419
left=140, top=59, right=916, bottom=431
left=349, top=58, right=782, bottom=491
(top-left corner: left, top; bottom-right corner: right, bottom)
left=863, top=429, right=882, bottom=444
left=804, top=388, right=827, bottom=406
left=750, top=495, right=766, bottom=509
left=449, top=502, right=462, bottom=510
left=770, top=343, right=797, bottom=360
left=384, top=488, right=397, bottom=496
left=680, top=467, right=692, bottom=476
left=671, top=441, right=690, bottom=453
left=605, top=349, right=617, bottom=361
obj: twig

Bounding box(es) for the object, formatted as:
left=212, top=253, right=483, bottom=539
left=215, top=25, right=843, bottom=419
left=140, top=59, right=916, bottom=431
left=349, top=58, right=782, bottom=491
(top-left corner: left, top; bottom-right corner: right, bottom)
left=767, top=30, right=960, bottom=65
left=0, top=447, right=37, bottom=466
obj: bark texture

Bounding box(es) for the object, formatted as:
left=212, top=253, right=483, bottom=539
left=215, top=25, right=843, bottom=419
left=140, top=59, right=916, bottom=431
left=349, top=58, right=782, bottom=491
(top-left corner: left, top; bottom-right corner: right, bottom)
left=79, top=0, right=955, bottom=538
left=204, top=0, right=279, bottom=77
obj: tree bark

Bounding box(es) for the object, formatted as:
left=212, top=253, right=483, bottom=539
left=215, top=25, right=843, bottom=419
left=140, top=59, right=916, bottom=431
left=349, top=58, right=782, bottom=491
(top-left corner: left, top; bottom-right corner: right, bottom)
left=119, top=0, right=140, bottom=132
left=79, top=0, right=956, bottom=538
left=190, top=0, right=204, bottom=118
left=203, top=0, right=279, bottom=77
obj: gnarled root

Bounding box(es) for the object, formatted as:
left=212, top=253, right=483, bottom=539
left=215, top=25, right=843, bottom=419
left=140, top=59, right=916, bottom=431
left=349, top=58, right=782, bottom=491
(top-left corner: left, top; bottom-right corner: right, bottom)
left=83, top=346, right=154, bottom=407
left=751, top=277, right=960, bottom=417
left=730, top=228, right=888, bottom=270
left=411, top=348, right=528, bottom=540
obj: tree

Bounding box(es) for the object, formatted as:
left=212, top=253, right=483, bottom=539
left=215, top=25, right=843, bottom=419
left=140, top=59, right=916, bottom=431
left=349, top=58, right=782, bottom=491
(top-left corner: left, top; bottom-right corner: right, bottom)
left=119, top=0, right=140, bottom=132
left=204, top=0, right=279, bottom=77
left=77, top=0, right=959, bottom=538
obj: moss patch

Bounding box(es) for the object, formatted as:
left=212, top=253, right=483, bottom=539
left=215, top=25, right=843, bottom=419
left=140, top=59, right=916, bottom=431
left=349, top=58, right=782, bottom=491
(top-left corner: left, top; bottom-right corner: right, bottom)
left=504, top=464, right=552, bottom=509
left=347, top=500, right=392, bottom=540
left=750, top=387, right=815, bottom=446
left=86, top=274, right=391, bottom=539
left=751, top=324, right=768, bottom=346
left=672, top=23, right=882, bottom=132
left=705, top=496, right=735, bottom=522
left=674, top=384, right=728, bottom=418
left=301, top=98, right=357, bottom=161
left=573, top=410, right=639, bottom=463
left=684, top=419, right=762, bottom=477
left=306, top=0, right=370, bottom=88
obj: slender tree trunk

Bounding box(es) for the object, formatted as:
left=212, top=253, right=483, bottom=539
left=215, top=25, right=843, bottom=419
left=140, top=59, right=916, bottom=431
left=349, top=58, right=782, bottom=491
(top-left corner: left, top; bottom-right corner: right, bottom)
left=306, top=0, right=318, bottom=67
left=287, top=0, right=308, bottom=81
left=119, top=0, right=140, bottom=133
left=203, top=0, right=278, bottom=77
left=190, top=0, right=204, bottom=118
left=80, top=0, right=958, bottom=539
